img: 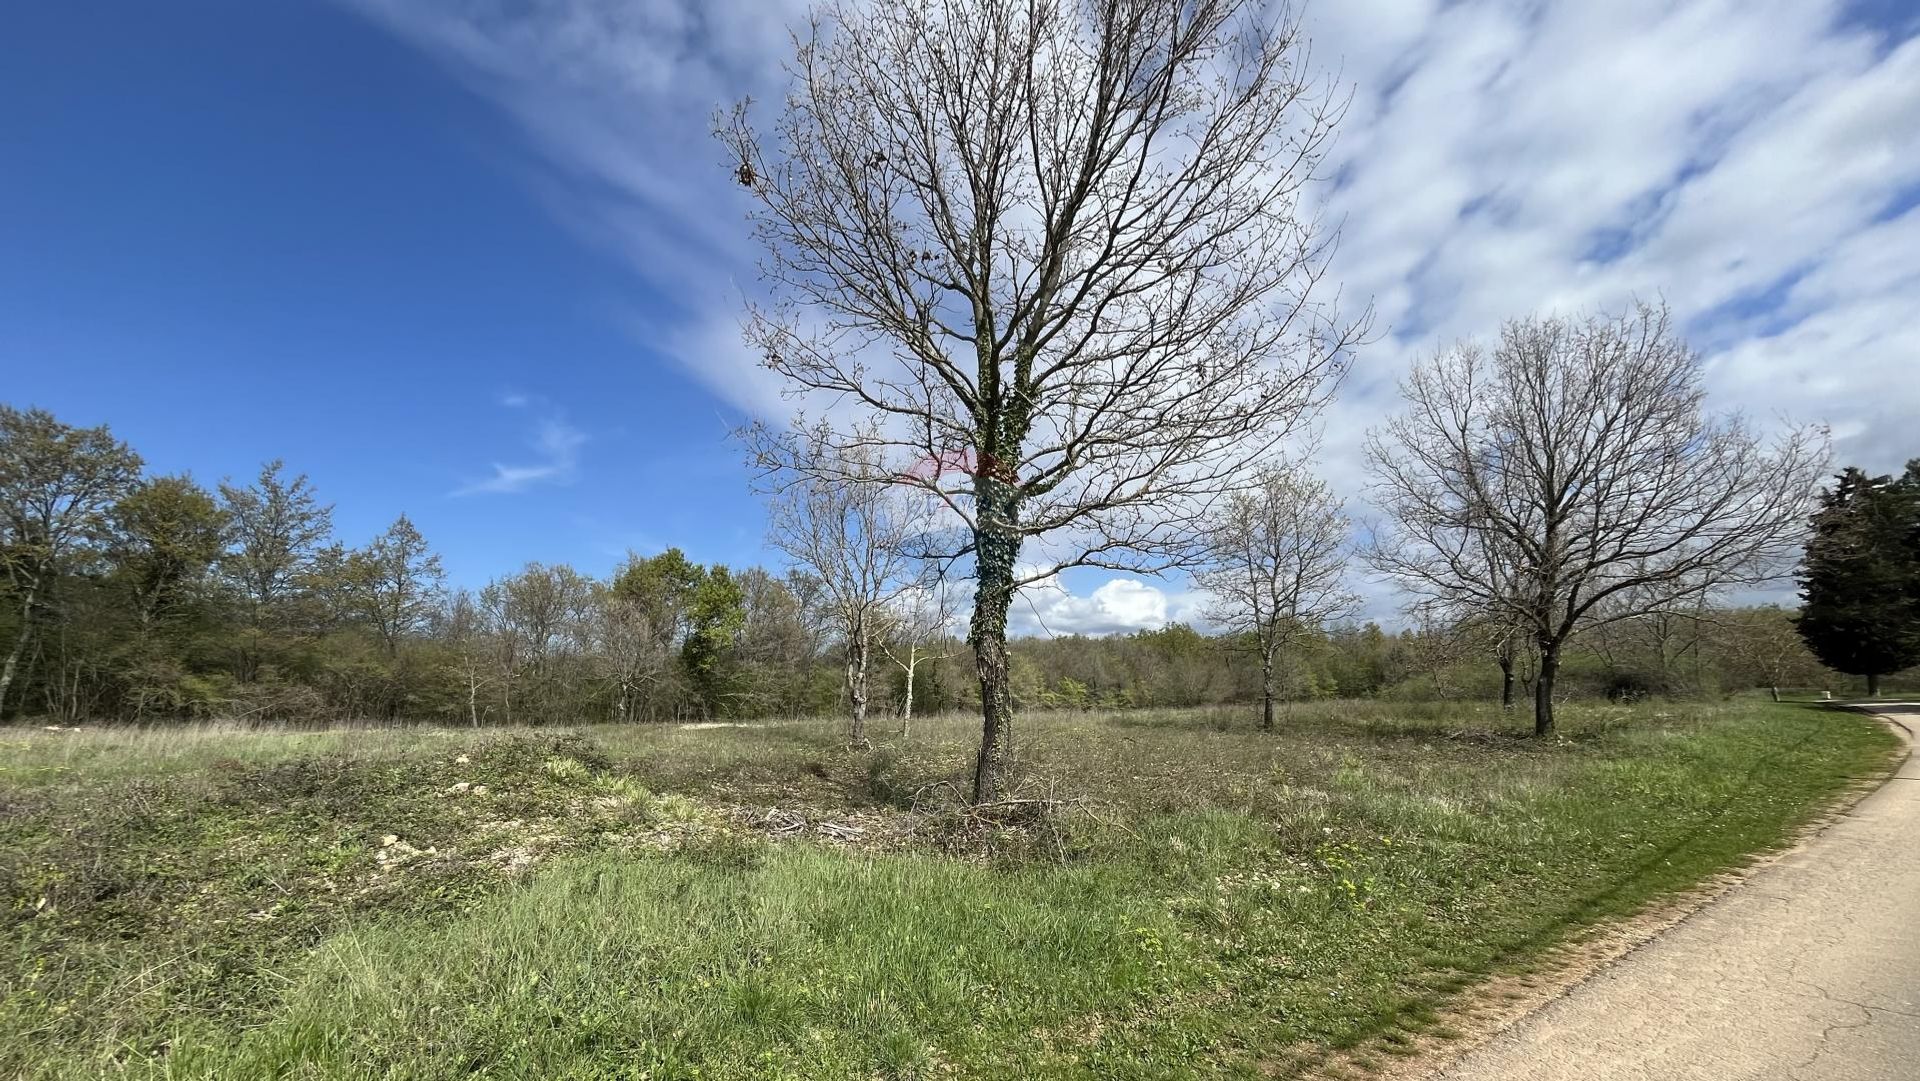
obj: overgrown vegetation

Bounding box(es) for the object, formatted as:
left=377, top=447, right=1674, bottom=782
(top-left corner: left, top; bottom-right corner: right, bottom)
left=1, top=700, right=1896, bottom=1079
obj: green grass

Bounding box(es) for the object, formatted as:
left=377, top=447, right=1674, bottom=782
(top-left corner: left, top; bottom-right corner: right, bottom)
left=0, top=700, right=1899, bottom=1079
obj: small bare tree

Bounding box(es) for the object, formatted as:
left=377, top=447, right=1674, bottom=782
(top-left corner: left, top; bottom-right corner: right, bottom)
left=594, top=590, right=675, bottom=725
left=1196, top=466, right=1357, bottom=730
left=753, top=424, right=930, bottom=746
left=482, top=562, right=596, bottom=724
left=1367, top=304, right=1827, bottom=736
left=440, top=589, right=496, bottom=726
left=1716, top=605, right=1824, bottom=702
left=1405, top=524, right=1531, bottom=710
left=1580, top=578, right=1713, bottom=694
left=721, top=0, right=1363, bottom=797
left=1472, top=612, right=1528, bottom=710
left=878, top=575, right=960, bottom=737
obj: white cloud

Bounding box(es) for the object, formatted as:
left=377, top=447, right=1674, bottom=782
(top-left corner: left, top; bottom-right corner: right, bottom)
left=339, top=0, right=805, bottom=416
left=453, top=398, right=588, bottom=496
left=1303, top=0, right=1920, bottom=621
left=1304, top=3, right=1919, bottom=466
left=348, top=0, right=1920, bottom=622
left=1007, top=574, right=1208, bottom=638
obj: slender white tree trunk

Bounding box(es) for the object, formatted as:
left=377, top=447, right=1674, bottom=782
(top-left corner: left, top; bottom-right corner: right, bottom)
left=0, top=577, right=40, bottom=717
left=900, top=643, right=917, bottom=736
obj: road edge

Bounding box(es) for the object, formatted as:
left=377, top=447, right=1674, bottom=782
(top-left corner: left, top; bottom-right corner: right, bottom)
left=1303, top=705, right=1915, bottom=1081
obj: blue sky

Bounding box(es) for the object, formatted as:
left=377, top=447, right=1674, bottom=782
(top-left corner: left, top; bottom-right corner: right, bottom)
left=3, top=1, right=1917, bottom=634
left=1, top=2, right=764, bottom=591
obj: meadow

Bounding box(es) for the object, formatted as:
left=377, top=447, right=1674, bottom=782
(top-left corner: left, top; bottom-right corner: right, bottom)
left=0, top=700, right=1899, bottom=1079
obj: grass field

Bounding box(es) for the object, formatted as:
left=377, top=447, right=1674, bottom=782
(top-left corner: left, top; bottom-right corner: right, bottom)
left=0, top=700, right=1899, bottom=1079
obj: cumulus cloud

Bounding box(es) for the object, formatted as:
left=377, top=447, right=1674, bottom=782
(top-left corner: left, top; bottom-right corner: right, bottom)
left=348, top=0, right=1920, bottom=625
left=453, top=395, right=588, bottom=496
left=1303, top=1, right=1920, bottom=485
left=1006, top=574, right=1208, bottom=638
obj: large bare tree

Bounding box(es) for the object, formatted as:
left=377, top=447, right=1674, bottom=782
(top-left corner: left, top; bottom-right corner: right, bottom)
left=1196, top=465, right=1356, bottom=730
left=721, top=0, right=1362, bottom=797
left=1366, top=304, right=1827, bottom=736
left=753, top=425, right=931, bottom=746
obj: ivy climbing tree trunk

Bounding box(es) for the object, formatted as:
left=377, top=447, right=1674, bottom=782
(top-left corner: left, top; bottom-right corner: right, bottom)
left=723, top=0, right=1362, bottom=800
left=970, top=478, right=1021, bottom=801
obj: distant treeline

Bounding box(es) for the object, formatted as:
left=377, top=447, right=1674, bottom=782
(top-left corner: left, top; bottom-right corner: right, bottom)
left=0, top=406, right=1884, bottom=726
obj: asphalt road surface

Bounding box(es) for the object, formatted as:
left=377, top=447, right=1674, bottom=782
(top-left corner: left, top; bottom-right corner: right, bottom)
left=1429, top=706, right=1920, bottom=1081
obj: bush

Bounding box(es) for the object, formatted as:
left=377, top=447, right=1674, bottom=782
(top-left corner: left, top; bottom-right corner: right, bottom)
left=1603, top=670, right=1661, bottom=702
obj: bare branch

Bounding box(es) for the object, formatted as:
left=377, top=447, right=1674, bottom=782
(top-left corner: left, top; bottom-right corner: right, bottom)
left=721, top=0, right=1366, bottom=797
left=1365, top=302, right=1829, bottom=735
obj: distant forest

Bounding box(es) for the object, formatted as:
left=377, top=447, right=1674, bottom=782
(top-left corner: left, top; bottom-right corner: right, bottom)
left=0, top=405, right=1879, bottom=726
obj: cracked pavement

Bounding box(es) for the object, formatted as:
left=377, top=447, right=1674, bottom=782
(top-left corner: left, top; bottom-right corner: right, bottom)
left=1427, top=707, right=1920, bottom=1081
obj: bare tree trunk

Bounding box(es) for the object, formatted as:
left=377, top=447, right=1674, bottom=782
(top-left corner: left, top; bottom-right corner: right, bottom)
left=1498, top=650, right=1516, bottom=710
left=0, top=578, right=38, bottom=717
left=0, top=631, right=28, bottom=719
left=971, top=498, right=1019, bottom=802
left=1769, top=685, right=1781, bottom=703
left=900, top=644, right=916, bottom=738
left=1535, top=640, right=1560, bottom=738
left=1867, top=672, right=1881, bottom=698
left=1260, top=649, right=1277, bottom=732
left=846, top=640, right=871, bottom=747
